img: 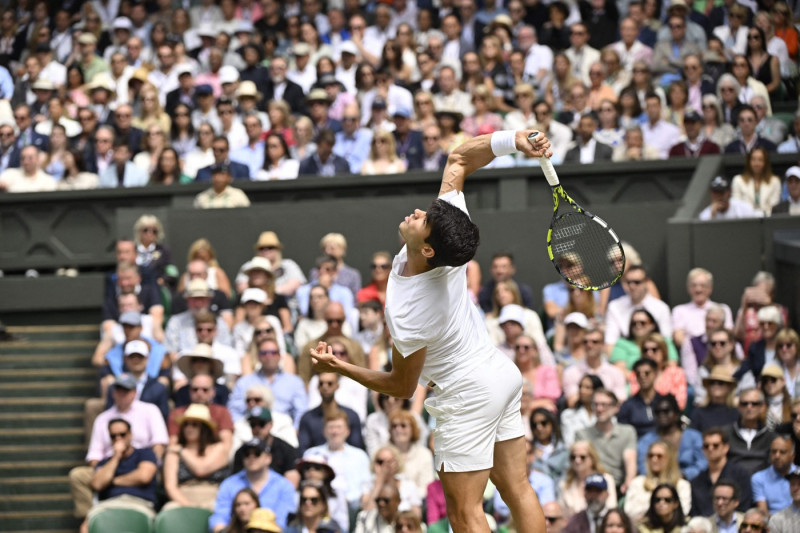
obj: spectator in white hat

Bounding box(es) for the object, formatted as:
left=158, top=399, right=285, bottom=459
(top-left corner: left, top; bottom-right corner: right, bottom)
left=773, top=166, right=800, bottom=216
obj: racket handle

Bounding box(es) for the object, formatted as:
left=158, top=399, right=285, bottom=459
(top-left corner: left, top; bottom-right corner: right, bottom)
left=527, top=132, right=560, bottom=187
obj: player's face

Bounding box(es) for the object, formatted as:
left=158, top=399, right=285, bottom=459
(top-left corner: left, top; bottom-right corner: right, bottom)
left=399, top=209, right=430, bottom=247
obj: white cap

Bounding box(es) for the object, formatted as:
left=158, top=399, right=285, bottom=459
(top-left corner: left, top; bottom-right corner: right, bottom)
left=241, top=287, right=267, bottom=304
left=786, top=166, right=800, bottom=181
left=113, top=17, right=133, bottom=31
left=219, top=65, right=240, bottom=84
left=124, top=339, right=150, bottom=357
left=498, top=304, right=526, bottom=326
left=564, top=312, right=589, bottom=329
left=339, top=40, right=358, bottom=56
left=756, top=305, right=782, bottom=325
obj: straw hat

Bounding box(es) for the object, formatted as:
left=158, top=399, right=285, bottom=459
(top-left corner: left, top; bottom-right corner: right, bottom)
left=254, top=231, right=282, bottom=250
left=701, top=366, right=737, bottom=387
left=245, top=508, right=282, bottom=533
left=176, top=403, right=217, bottom=431
left=176, top=343, right=224, bottom=380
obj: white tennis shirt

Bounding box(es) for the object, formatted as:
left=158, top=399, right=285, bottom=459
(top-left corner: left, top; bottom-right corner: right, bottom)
left=384, top=190, right=496, bottom=391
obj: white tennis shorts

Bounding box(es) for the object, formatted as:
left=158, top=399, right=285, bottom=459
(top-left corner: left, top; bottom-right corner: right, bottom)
left=424, top=353, right=524, bottom=472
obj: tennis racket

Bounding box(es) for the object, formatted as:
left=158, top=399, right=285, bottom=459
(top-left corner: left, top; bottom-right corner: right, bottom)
left=528, top=132, right=625, bottom=290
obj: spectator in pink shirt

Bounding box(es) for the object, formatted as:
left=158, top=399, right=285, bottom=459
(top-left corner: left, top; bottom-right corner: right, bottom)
left=562, top=327, right=628, bottom=407
left=671, top=267, right=734, bottom=348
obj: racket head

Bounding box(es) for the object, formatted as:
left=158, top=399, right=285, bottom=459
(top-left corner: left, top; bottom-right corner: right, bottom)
left=547, top=210, right=626, bottom=290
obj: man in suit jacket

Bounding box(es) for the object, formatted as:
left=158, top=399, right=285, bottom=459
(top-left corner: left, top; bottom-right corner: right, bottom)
left=103, top=340, right=170, bottom=422
left=724, top=105, right=777, bottom=155
left=298, top=129, right=350, bottom=177
left=669, top=109, right=721, bottom=158
left=195, top=136, right=251, bottom=182
left=392, top=108, right=424, bottom=169
left=98, top=141, right=149, bottom=188
left=710, top=479, right=745, bottom=533
left=14, top=104, right=49, bottom=152
left=652, top=15, right=702, bottom=81
left=264, top=56, right=307, bottom=116
left=772, top=166, right=800, bottom=216
left=564, top=113, right=613, bottom=163
left=562, top=474, right=610, bottom=533
left=408, top=124, right=448, bottom=171
left=109, top=104, right=145, bottom=156
left=165, top=66, right=196, bottom=116
left=457, top=0, right=485, bottom=52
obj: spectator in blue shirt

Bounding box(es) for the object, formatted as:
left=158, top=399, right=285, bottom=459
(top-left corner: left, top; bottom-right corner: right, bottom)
left=752, top=434, right=797, bottom=515
left=210, top=438, right=295, bottom=533
left=334, top=102, right=372, bottom=174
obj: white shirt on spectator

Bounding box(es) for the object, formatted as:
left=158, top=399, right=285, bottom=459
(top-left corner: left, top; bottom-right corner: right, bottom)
left=605, top=294, right=673, bottom=345
left=524, top=43, right=554, bottom=85
left=698, top=198, right=760, bottom=220
left=642, top=119, right=682, bottom=159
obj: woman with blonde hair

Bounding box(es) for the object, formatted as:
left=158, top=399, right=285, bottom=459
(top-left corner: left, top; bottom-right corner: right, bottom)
left=134, top=124, right=168, bottom=176
left=240, top=315, right=291, bottom=375
left=412, top=91, right=437, bottom=131
left=361, top=129, right=405, bottom=175
left=266, top=99, right=296, bottom=147
left=775, top=328, right=800, bottom=397
left=545, top=53, right=578, bottom=113
left=460, top=85, right=503, bottom=137
left=701, top=93, right=736, bottom=148
left=731, top=147, right=782, bottom=215
left=133, top=214, right=172, bottom=287
left=133, top=83, right=171, bottom=134
left=179, top=238, right=232, bottom=297
left=387, top=410, right=434, bottom=501
left=624, top=441, right=691, bottom=522
left=292, top=116, right=317, bottom=161
left=558, top=440, right=618, bottom=517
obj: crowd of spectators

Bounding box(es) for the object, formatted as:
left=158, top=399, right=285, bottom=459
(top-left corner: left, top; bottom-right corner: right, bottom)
left=0, top=0, right=799, bottom=215
left=67, top=210, right=800, bottom=533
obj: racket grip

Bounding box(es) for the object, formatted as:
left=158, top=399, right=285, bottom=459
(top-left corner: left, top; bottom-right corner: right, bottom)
left=527, top=132, right=560, bottom=187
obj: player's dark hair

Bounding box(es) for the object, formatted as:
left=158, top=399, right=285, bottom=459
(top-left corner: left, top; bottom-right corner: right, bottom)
left=424, top=198, right=480, bottom=268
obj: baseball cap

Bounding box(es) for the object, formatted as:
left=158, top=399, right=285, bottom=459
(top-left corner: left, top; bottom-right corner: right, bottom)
left=339, top=41, right=358, bottom=56
left=498, top=304, right=526, bottom=326
left=113, top=17, right=133, bottom=31
left=119, top=311, right=142, bottom=326
left=195, top=84, right=213, bottom=96
left=219, top=65, right=240, bottom=85
left=585, top=473, right=608, bottom=490
left=684, top=109, right=702, bottom=122
left=392, top=107, right=412, bottom=119
left=124, top=339, right=150, bottom=357
left=709, top=176, right=730, bottom=191
left=241, top=288, right=267, bottom=304
left=564, top=312, right=589, bottom=329
left=785, top=166, right=800, bottom=181
left=113, top=373, right=138, bottom=390
left=247, top=406, right=272, bottom=423
left=242, top=438, right=271, bottom=453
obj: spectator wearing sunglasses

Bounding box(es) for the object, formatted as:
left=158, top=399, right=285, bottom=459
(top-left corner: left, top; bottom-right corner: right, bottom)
left=727, top=388, right=778, bottom=477
left=690, top=428, right=751, bottom=517
left=232, top=407, right=299, bottom=484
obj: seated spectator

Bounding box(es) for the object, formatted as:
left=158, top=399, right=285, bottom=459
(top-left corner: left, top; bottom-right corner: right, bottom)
left=176, top=240, right=231, bottom=299
left=576, top=389, right=637, bottom=492
left=131, top=214, right=172, bottom=290
left=163, top=404, right=230, bottom=510
left=169, top=372, right=234, bottom=448
left=635, top=483, right=686, bottom=533
left=352, top=300, right=384, bottom=356
left=174, top=313, right=240, bottom=391
left=298, top=129, right=350, bottom=177
left=69, top=375, right=168, bottom=522
left=629, top=333, right=688, bottom=410
left=378, top=411, right=430, bottom=501
left=727, top=388, right=777, bottom=476
left=564, top=113, right=614, bottom=163
left=637, top=394, right=706, bottom=480
left=652, top=14, right=702, bottom=85
left=731, top=147, right=782, bottom=216
left=298, top=303, right=365, bottom=385
left=641, top=92, right=682, bottom=159
left=173, top=259, right=234, bottom=325
left=295, top=255, right=356, bottom=323
left=598, top=509, right=635, bottom=533
left=256, top=132, right=299, bottom=181
left=479, top=252, right=535, bottom=314
left=558, top=441, right=618, bottom=519
left=605, top=266, right=672, bottom=351
left=299, top=371, right=364, bottom=453
left=586, top=63, right=618, bottom=111
left=391, top=107, right=424, bottom=168
left=240, top=257, right=293, bottom=335
left=624, top=442, right=691, bottom=523
left=761, top=363, right=792, bottom=429
left=101, top=339, right=169, bottom=421
left=360, top=444, right=422, bottom=516
left=752, top=434, right=797, bottom=515
left=773, top=166, right=800, bottom=216
left=682, top=305, right=730, bottom=392
left=610, top=309, right=679, bottom=371
left=333, top=103, right=372, bottom=175
left=612, top=125, right=662, bottom=162
left=752, top=95, right=787, bottom=146
left=365, top=394, right=427, bottom=460
left=220, top=488, right=260, bottom=533
left=725, top=105, right=777, bottom=154
left=778, top=112, right=800, bottom=154
left=356, top=251, right=392, bottom=308
left=669, top=109, right=721, bottom=158
left=360, top=128, right=406, bottom=175
left=699, top=175, right=759, bottom=220
left=690, top=428, right=752, bottom=517
left=231, top=385, right=297, bottom=452
left=769, top=471, right=800, bottom=531
left=295, top=288, right=343, bottom=352
left=690, top=367, right=740, bottom=433
left=514, top=335, right=561, bottom=411
left=553, top=312, right=589, bottom=367
left=194, top=163, right=251, bottom=209
left=286, top=480, right=343, bottom=533
left=307, top=344, right=369, bottom=422
left=0, top=145, right=56, bottom=192
left=595, top=99, right=625, bottom=150
left=165, top=279, right=232, bottom=355
left=737, top=305, right=784, bottom=382
left=563, top=328, right=628, bottom=406
left=353, top=482, right=403, bottom=533
left=560, top=473, right=614, bottom=533
left=183, top=123, right=215, bottom=180
left=530, top=408, right=570, bottom=483
left=408, top=123, right=447, bottom=171
left=133, top=124, right=168, bottom=177
left=233, top=293, right=286, bottom=369
left=485, top=289, right=549, bottom=359
left=195, top=136, right=251, bottom=182
left=84, top=419, right=158, bottom=533
left=296, top=454, right=348, bottom=530
left=229, top=337, right=307, bottom=425
left=210, top=439, right=296, bottom=532
left=709, top=480, right=744, bottom=533
left=231, top=407, right=299, bottom=487
left=98, top=140, right=148, bottom=188
left=460, top=85, right=503, bottom=137
left=304, top=411, right=372, bottom=517
left=671, top=268, right=733, bottom=349
left=618, top=358, right=668, bottom=438
left=173, top=346, right=230, bottom=408
left=697, top=328, right=754, bottom=405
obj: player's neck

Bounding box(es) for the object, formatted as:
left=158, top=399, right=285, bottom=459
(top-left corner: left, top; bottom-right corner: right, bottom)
left=402, top=249, right=434, bottom=276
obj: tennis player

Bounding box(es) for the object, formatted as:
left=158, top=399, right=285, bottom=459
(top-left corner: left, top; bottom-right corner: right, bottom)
left=311, top=130, right=551, bottom=532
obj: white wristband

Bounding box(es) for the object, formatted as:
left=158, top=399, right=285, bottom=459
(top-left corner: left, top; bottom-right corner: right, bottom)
left=490, top=130, right=517, bottom=157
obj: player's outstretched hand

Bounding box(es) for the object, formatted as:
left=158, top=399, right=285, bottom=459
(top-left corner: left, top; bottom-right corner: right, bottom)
left=310, top=341, right=338, bottom=373
left=516, top=130, right=553, bottom=159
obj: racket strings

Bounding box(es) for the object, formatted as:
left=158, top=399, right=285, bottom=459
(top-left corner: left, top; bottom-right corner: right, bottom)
left=550, top=213, right=624, bottom=289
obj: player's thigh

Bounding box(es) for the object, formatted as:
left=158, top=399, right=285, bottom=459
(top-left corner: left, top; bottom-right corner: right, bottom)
left=439, top=468, right=492, bottom=513
left=489, top=436, right=531, bottom=493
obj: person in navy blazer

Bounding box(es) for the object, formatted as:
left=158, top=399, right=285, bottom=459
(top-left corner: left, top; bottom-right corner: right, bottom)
left=104, top=341, right=170, bottom=422
left=298, top=129, right=351, bottom=176
left=392, top=108, right=424, bottom=169
left=195, top=136, right=252, bottom=181
left=734, top=306, right=783, bottom=382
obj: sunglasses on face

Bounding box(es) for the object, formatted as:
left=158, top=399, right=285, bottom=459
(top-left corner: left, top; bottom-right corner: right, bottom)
left=255, top=328, right=274, bottom=335
left=300, top=496, right=320, bottom=505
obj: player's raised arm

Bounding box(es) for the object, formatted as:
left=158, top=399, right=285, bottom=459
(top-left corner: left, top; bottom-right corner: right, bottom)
left=438, top=130, right=552, bottom=196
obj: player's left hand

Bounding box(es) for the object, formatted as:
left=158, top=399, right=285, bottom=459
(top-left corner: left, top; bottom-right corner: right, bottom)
left=517, top=130, right=553, bottom=159
left=310, top=341, right=338, bottom=373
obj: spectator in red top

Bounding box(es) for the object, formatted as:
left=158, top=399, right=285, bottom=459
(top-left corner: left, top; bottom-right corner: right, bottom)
left=356, top=251, right=392, bottom=307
